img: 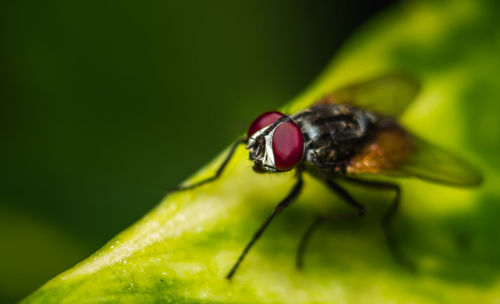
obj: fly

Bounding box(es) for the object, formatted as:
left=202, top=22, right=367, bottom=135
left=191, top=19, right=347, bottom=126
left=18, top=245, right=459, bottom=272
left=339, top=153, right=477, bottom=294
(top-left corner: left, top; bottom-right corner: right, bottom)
left=167, top=74, right=483, bottom=280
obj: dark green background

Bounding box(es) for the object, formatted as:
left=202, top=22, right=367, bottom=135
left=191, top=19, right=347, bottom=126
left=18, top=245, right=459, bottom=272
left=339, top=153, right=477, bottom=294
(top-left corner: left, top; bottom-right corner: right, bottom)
left=0, top=1, right=393, bottom=302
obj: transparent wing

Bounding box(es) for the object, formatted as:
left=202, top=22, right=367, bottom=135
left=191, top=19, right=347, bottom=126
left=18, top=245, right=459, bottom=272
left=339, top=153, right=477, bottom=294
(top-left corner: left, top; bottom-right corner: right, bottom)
left=347, top=127, right=483, bottom=187
left=316, top=74, right=421, bottom=117
left=397, top=136, right=483, bottom=186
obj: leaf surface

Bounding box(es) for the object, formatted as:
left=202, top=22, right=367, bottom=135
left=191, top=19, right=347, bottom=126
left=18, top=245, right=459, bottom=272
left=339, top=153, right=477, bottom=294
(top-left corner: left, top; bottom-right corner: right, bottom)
left=24, top=0, right=500, bottom=303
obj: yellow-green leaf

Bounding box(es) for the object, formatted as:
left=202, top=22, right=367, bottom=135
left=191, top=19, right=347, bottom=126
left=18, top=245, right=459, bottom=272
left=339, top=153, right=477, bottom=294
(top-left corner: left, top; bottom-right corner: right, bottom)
left=24, top=0, right=500, bottom=303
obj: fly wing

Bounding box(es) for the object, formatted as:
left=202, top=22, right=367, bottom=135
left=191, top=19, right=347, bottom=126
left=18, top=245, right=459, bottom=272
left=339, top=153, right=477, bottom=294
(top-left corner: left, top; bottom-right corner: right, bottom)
left=396, top=136, right=483, bottom=186
left=346, top=126, right=483, bottom=187
left=316, top=74, right=421, bottom=117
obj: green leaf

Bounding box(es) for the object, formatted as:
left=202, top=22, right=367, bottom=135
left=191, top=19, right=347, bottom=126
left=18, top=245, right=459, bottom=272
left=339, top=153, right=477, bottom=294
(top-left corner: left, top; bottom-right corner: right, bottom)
left=24, top=0, right=500, bottom=303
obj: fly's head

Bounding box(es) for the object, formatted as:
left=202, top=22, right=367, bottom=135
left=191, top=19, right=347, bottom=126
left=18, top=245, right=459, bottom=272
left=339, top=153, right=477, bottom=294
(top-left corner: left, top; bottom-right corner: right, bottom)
left=246, top=111, right=304, bottom=173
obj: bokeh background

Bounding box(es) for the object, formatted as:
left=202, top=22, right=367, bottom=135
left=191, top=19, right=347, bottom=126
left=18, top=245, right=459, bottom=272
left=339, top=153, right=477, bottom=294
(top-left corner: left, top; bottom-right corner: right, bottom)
left=0, top=0, right=396, bottom=302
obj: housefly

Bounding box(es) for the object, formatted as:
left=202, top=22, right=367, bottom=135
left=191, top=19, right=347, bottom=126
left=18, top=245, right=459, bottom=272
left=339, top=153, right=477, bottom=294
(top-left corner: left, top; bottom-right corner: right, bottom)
left=168, top=74, right=482, bottom=280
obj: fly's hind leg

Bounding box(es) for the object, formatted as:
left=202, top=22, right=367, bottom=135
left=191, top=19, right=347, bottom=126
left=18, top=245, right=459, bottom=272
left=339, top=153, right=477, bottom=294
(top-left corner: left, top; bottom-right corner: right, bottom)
left=342, top=177, right=415, bottom=272
left=167, top=137, right=246, bottom=194
left=296, top=180, right=366, bottom=270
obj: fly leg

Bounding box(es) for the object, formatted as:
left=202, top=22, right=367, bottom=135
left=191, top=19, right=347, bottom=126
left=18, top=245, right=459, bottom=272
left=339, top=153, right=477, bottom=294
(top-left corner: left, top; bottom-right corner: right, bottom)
left=166, top=137, right=246, bottom=194
left=226, top=173, right=303, bottom=280
left=342, top=177, right=415, bottom=272
left=296, top=180, right=366, bottom=269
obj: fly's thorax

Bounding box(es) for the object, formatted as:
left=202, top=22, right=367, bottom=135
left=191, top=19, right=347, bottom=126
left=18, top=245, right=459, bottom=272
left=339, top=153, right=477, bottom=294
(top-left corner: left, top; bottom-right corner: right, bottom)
left=292, top=104, right=379, bottom=170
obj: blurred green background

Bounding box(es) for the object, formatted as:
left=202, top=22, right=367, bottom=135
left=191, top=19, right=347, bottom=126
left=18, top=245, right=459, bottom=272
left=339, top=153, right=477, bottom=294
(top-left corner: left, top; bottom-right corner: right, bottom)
left=0, top=0, right=395, bottom=302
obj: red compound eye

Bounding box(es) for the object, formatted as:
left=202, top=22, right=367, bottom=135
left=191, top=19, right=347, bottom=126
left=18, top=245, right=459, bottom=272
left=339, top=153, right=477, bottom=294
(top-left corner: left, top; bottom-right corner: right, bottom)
left=272, top=121, right=304, bottom=171
left=248, top=111, right=284, bottom=137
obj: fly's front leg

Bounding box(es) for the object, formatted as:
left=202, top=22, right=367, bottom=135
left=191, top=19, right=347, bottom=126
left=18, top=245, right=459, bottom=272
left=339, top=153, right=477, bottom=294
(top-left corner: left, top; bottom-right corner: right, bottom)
left=166, top=137, right=246, bottom=195
left=226, top=173, right=303, bottom=280
left=342, top=177, right=414, bottom=271
left=296, top=180, right=366, bottom=269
